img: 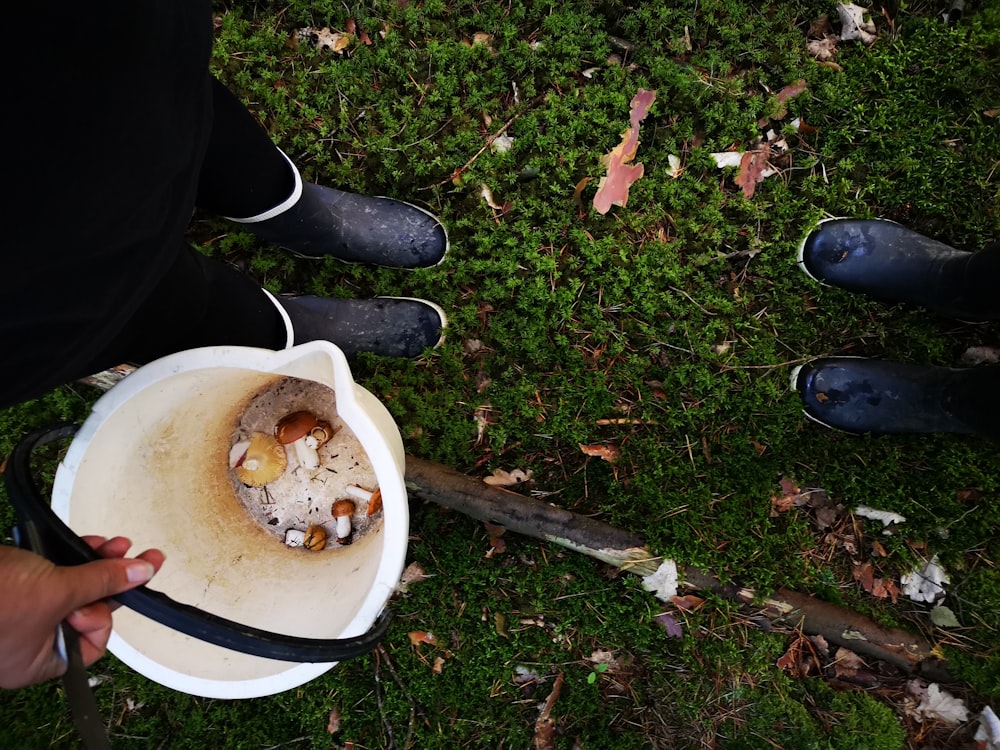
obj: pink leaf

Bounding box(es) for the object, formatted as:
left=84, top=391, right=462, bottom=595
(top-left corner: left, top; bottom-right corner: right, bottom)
left=593, top=89, right=657, bottom=214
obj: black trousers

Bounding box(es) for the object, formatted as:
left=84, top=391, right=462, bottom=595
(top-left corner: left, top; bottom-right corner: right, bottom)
left=75, top=78, right=293, bottom=380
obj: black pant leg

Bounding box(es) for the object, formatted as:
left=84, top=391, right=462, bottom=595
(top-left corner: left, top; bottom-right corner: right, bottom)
left=77, top=244, right=287, bottom=374
left=195, top=77, right=296, bottom=218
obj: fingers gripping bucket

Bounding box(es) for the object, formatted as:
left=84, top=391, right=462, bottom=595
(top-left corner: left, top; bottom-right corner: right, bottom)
left=49, top=341, right=408, bottom=699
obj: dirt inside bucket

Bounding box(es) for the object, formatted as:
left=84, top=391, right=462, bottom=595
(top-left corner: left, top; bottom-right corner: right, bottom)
left=228, top=376, right=382, bottom=550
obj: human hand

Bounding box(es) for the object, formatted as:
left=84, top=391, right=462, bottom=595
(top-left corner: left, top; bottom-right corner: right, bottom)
left=0, top=536, right=164, bottom=689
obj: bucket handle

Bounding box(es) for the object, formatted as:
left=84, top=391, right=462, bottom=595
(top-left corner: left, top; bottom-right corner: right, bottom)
left=5, top=424, right=391, bottom=663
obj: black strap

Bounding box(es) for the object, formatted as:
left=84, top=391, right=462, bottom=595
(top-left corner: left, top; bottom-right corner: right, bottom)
left=6, top=424, right=391, bottom=663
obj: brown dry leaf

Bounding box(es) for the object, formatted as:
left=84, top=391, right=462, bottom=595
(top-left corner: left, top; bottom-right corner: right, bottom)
left=853, top=561, right=875, bottom=592
left=592, top=89, right=657, bottom=214
left=807, top=36, right=839, bottom=61
left=832, top=647, right=866, bottom=679
left=433, top=656, right=447, bottom=674
left=533, top=672, right=565, bottom=750
left=734, top=143, right=773, bottom=199
left=776, top=636, right=820, bottom=679
left=772, top=79, right=807, bottom=120
left=671, top=594, right=705, bottom=611
left=399, top=561, right=431, bottom=591
left=572, top=176, right=593, bottom=216
left=327, top=707, right=342, bottom=734
left=407, top=630, right=438, bottom=647
left=770, top=476, right=803, bottom=515
left=579, top=443, right=622, bottom=463
left=485, top=522, right=506, bottom=556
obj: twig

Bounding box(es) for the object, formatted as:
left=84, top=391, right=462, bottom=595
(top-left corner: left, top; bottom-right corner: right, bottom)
left=422, top=93, right=548, bottom=189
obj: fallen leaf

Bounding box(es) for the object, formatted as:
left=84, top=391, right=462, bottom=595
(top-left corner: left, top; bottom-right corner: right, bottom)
left=432, top=656, right=446, bottom=674
left=480, top=184, right=503, bottom=210
left=962, top=344, right=1000, bottom=365
left=807, top=36, right=839, bottom=60
left=579, top=443, right=621, bottom=463
left=327, top=707, right=342, bottom=734
left=838, top=2, right=878, bottom=45
left=772, top=79, right=808, bottom=120
left=593, top=89, right=657, bottom=214
left=297, top=26, right=352, bottom=53
left=930, top=605, right=961, bottom=628
left=777, top=636, right=820, bottom=678
left=734, top=143, right=773, bottom=199
left=483, top=468, right=534, bottom=486
left=667, top=154, right=683, bottom=178
left=399, top=561, right=431, bottom=591
left=654, top=612, right=683, bottom=637
left=671, top=594, right=705, bottom=611
left=533, top=672, right=565, bottom=750
left=408, top=631, right=438, bottom=647
left=905, top=680, right=970, bottom=725
left=491, top=133, right=515, bottom=153
left=901, top=555, right=949, bottom=603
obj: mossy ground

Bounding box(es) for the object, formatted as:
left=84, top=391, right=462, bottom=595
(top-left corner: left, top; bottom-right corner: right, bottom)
left=2, top=1, right=999, bottom=747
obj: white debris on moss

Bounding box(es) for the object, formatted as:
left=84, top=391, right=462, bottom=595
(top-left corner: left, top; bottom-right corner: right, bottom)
left=854, top=505, right=906, bottom=532
left=901, top=555, right=950, bottom=603
left=642, top=559, right=679, bottom=602
left=975, top=706, right=1000, bottom=750
left=837, top=3, right=878, bottom=44
left=905, top=680, right=970, bottom=725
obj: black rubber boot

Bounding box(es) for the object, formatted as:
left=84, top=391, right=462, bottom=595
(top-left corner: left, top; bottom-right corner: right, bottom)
left=797, top=218, right=1000, bottom=321
left=272, top=295, right=446, bottom=359
left=228, top=156, right=448, bottom=268
left=791, top=357, right=1000, bottom=436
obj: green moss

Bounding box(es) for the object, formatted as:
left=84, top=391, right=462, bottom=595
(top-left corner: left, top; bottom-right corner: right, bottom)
left=3, top=0, right=1000, bottom=746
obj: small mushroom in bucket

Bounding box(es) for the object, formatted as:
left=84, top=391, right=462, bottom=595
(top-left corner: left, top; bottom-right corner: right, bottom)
left=275, top=411, right=331, bottom=470
left=303, top=524, right=328, bottom=551
left=345, top=484, right=382, bottom=516
left=232, top=432, right=287, bottom=486
left=332, top=499, right=356, bottom=544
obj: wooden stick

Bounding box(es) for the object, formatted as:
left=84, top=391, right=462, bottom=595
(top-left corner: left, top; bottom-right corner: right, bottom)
left=404, top=455, right=953, bottom=682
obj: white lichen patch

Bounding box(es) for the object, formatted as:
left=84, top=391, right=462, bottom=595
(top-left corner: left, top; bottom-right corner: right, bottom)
left=642, top=559, right=679, bottom=602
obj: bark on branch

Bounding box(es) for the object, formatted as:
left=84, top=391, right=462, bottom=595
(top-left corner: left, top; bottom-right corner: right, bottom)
left=404, top=455, right=953, bottom=683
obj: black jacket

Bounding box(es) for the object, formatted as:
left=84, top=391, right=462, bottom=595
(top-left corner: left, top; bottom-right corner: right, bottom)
left=1, top=1, right=213, bottom=407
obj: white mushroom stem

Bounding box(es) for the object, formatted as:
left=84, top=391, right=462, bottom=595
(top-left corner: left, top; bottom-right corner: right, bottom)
left=345, top=484, right=375, bottom=503
left=284, top=528, right=306, bottom=547
left=292, top=436, right=320, bottom=470
left=229, top=440, right=251, bottom=468
left=335, top=515, right=352, bottom=540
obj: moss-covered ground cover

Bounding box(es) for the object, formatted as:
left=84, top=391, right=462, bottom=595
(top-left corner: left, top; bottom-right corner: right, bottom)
left=2, top=1, right=999, bottom=747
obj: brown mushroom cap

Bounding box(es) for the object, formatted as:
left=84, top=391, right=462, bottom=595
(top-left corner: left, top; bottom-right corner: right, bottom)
left=303, top=524, right=328, bottom=551
left=275, top=411, right=319, bottom=444
left=366, top=488, right=383, bottom=516
left=234, top=432, right=287, bottom=486
left=332, top=499, right=356, bottom=518
left=309, top=420, right=335, bottom=447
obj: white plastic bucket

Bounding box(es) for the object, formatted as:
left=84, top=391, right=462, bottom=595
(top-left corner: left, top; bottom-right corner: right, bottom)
left=50, top=341, right=408, bottom=699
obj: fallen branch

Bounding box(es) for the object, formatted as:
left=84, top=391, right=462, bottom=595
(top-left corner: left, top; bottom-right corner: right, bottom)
left=404, top=456, right=953, bottom=683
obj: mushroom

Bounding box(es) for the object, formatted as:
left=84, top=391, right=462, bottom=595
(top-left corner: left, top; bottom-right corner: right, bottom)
left=332, top=499, right=356, bottom=544
left=345, top=484, right=382, bottom=516
left=275, top=411, right=323, bottom=470
left=233, top=432, right=287, bottom=486
left=303, top=524, right=328, bottom=551
left=284, top=528, right=306, bottom=547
